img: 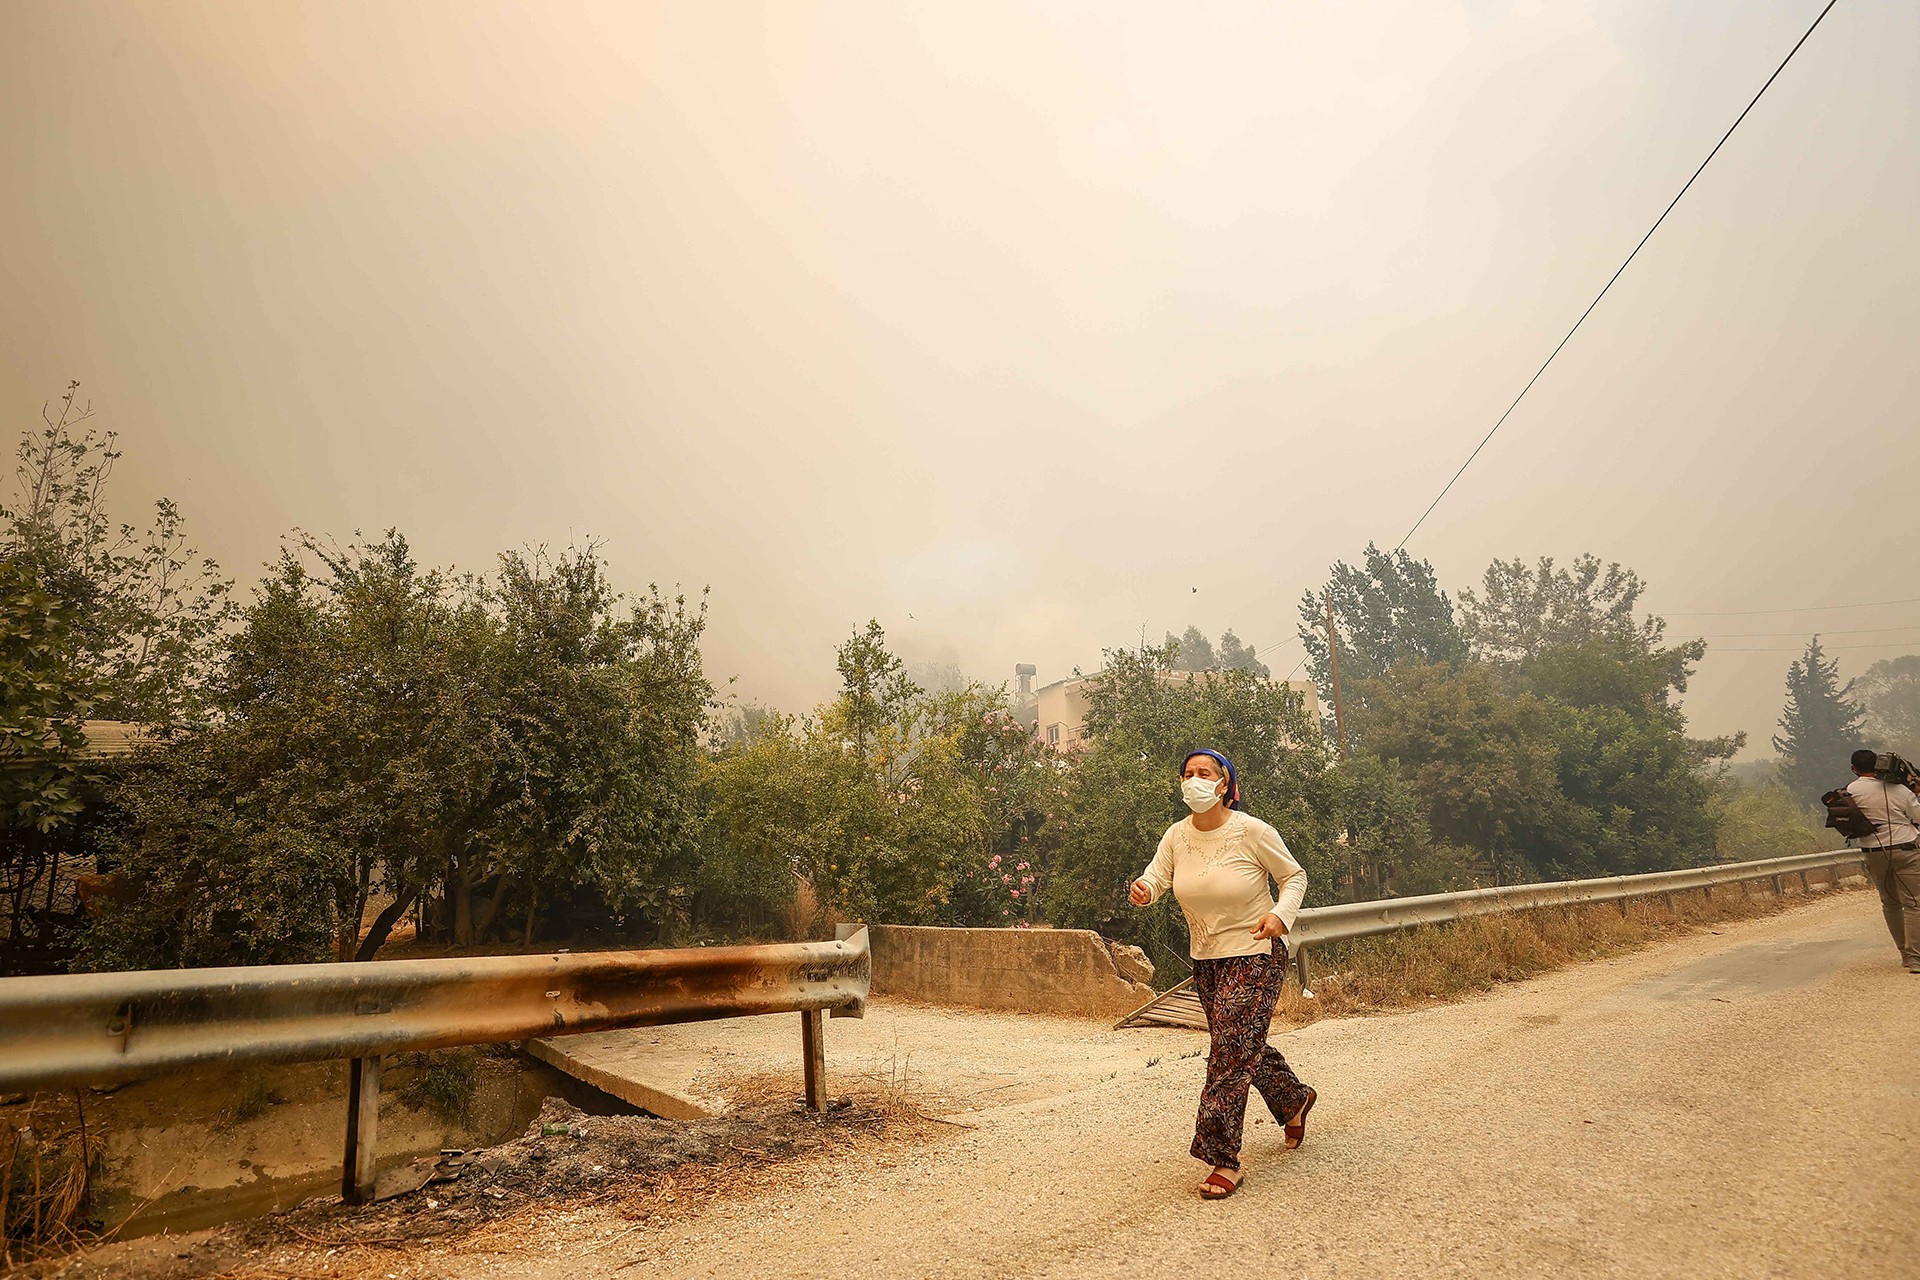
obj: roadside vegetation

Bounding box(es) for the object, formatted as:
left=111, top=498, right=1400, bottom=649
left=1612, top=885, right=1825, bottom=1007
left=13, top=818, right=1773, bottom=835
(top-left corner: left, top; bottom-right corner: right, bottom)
left=3, top=387, right=1862, bottom=988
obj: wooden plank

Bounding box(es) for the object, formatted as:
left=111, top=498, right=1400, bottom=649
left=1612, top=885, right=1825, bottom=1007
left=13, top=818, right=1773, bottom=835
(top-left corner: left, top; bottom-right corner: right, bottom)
left=1115, top=978, right=1210, bottom=1031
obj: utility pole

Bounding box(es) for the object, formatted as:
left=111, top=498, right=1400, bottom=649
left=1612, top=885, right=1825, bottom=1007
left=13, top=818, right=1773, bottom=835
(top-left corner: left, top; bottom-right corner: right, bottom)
left=1323, top=588, right=1349, bottom=762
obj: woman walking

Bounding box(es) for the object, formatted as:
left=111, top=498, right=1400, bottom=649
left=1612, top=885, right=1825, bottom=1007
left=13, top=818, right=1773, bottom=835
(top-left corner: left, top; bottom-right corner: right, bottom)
left=1129, top=748, right=1313, bottom=1200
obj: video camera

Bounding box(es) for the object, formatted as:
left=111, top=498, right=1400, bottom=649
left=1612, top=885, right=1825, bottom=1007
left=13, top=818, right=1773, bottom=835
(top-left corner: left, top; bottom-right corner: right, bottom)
left=1874, top=752, right=1920, bottom=792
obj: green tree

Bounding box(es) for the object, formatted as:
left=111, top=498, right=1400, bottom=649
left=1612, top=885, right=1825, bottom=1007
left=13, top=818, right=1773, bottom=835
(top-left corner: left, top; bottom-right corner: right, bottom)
left=1520, top=640, right=1730, bottom=877
left=1164, top=625, right=1217, bottom=672
left=1352, top=659, right=1561, bottom=884
left=2, top=384, right=236, bottom=727
left=1216, top=630, right=1270, bottom=676
left=88, top=533, right=713, bottom=968
left=466, top=549, right=713, bottom=946
left=1161, top=626, right=1270, bottom=676
left=1319, top=754, right=1481, bottom=900
left=1858, top=654, right=1920, bottom=760
left=702, top=627, right=1049, bottom=932
left=836, top=619, right=919, bottom=759
left=1297, top=544, right=1466, bottom=729
left=1772, top=636, right=1865, bottom=804
left=95, top=533, right=495, bottom=966
left=1460, top=554, right=1703, bottom=692
left=0, top=557, right=107, bottom=972
left=1707, top=780, right=1838, bottom=862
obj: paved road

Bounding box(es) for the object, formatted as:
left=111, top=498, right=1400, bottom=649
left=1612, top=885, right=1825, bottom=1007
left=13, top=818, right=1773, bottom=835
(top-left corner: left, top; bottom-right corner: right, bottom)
left=538, top=891, right=1917, bottom=1280
left=84, top=891, right=1920, bottom=1279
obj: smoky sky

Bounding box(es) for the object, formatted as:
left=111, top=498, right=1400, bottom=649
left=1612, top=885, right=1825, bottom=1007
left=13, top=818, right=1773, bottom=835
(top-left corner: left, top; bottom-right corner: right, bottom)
left=3, top=1, right=1916, bottom=754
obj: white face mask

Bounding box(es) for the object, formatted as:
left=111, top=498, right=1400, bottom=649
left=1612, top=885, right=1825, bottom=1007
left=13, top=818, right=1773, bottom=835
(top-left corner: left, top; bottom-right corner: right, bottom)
left=1181, top=775, right=1224, bottom=813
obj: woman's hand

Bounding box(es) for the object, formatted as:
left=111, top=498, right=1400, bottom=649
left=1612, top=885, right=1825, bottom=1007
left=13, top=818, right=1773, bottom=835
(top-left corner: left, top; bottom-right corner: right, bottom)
left=1250, top=912, right=1287, bottom=940
left=1128, top=879, right=1152, bottom=906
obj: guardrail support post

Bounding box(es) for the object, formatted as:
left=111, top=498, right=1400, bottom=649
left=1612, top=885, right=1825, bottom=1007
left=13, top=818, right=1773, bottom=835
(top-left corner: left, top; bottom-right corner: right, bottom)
left=801, top=1009, right=826, bottom=1111
left=342, top=1056, right=381, bottom=1204
left=1293, top=946, right=1312, bottom=994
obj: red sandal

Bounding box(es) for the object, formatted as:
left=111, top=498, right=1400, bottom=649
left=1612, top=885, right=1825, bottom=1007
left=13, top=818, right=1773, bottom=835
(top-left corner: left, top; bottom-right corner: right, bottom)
left=1200, top=1168, right=1242, bottom=1199
left=1285, top=1088, right=1316, bottom=1150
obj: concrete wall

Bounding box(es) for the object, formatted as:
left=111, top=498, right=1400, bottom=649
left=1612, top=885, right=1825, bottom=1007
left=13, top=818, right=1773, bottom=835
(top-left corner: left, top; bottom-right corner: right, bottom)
left=867, top=924, right=1156, bottom=1019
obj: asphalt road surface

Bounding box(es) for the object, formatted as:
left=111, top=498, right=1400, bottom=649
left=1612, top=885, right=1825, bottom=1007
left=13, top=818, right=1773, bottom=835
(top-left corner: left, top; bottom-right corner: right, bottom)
left=569, top=891, right=1918, bottom=1280
left=76, top=890, right=1920, bottom=1279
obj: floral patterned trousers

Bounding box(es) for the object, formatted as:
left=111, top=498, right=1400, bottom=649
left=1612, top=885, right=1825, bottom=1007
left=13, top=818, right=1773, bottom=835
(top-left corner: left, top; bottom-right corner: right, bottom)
left=1190, top=947, right=1310, bottom=1170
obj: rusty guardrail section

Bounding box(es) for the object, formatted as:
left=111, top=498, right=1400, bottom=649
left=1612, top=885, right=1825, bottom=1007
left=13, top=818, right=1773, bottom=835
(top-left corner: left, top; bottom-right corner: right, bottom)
left=1118, top=850, right=1865, bottom=1028
left=0, top=927, right=870, bottom=1202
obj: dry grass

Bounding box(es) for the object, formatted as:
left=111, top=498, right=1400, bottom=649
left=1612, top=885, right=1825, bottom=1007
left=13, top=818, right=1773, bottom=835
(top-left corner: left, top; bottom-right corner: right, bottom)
left=2, top=1092, right=97, bottom=1268
left=1274, top=879, right=1850, bottom=1027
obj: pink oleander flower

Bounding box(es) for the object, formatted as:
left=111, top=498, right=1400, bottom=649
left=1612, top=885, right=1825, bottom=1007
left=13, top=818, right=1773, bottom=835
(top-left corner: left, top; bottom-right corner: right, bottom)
left=1021, top=876, right=1033, bottom=886
left=1009, top=889, right=1021, bottom=899
left=1001, top=873, right=1012, bottom=884
left=1016, top=862, right=1029, bottom=871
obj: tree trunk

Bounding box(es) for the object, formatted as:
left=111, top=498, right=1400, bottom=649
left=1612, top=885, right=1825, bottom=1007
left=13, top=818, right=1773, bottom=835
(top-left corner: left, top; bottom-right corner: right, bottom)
left=354, top=885, right=418, bottom=962
left=523, top=887, right=539, bottom=948
left=473, top=876, right=512, bottom=942
left=452, top=864, right=475, bottom=948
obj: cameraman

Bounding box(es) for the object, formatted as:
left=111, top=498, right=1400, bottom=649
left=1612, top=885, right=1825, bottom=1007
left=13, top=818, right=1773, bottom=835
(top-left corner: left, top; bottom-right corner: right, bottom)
left=1847, top=748, right=1920, bottom=974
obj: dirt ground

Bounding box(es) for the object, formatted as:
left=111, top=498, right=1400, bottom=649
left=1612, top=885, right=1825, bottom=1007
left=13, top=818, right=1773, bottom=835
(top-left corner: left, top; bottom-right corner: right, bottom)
left=34, top=888, right=1920, bottom=1280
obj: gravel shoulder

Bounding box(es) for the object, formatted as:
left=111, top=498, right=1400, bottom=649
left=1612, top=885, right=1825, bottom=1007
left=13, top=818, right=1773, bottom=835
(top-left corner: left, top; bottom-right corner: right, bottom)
left=54, top=889, right=1918, bottom=1280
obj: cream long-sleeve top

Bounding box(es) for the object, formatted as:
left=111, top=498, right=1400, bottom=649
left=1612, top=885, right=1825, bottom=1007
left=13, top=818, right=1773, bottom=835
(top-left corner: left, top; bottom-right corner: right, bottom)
left=1135, top=809, right=1308, bottom=960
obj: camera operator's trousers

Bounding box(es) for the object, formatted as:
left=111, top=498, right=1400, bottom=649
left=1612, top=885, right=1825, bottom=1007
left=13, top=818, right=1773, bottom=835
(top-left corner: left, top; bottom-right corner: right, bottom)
left=1864, top=844, right=1920, bottom=971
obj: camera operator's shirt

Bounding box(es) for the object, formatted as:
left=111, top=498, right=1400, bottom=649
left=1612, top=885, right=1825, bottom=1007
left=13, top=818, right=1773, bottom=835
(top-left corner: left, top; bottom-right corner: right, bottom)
left=1845, top=776, right=1920, bottom=848
left=1135, top=810, right=1307, bottom=960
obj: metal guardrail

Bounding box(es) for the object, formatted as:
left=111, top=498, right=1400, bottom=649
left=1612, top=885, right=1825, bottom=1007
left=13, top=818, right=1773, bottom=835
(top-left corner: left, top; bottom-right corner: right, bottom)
left=1117, top=850, right=1865, bottom=1028
left=0, top=926, right=871, bottom=1202
left=1283, top=850, right=1865, bottom=991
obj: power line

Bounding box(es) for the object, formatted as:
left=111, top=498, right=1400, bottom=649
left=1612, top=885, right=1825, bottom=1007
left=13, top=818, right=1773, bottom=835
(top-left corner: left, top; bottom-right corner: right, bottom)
left=1710, top=640, right=1920, bottom=653
left=1391, top=0, right=1841, bottom=553
left=1673, top=623, right=1920, bottom=639
left=1657, top=594, right=1920, bottom=617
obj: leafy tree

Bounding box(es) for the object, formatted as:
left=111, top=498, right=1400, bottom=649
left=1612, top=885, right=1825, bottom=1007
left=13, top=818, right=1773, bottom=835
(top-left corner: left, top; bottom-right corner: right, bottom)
left=1707, top=780, right=1838, bottom=863
left=1, top=384, right=236, bottom=726
left=1216, top=630, right=1270, bottom=676
left=1296, top=544, right=1466, bottom=728
left=1772, top=636, right=1866, bottom=803
left=0, top=558, right=107, bottom=972
left=1520, top=640, right=1730, bottom=877
left=465, top=549, right=713, bottom=946
left=837, top=619, right=920, bottom=759
left=1319, top=755, right=1481, bottom=899
left=94, top=533, right=495, bottom=966
left=88, top=533, right=713, bottom=968
left=1351, top=660, right=1559, bottom=885
left=1460, top=554, right=1703, bottom=693
left=1858, top=654, right=1920, bottom=760
left=703, top=626, right=1047, bottom=932
left=1161, top=626, right=1270, bottom=676
left=1164, top=625, right=1216, bottom=672
left=0, top=559, right=91, bottom=834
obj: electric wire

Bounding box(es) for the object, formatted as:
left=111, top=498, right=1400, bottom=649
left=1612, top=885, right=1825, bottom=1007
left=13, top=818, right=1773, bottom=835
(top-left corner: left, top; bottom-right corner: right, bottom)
left=1391, top=0, right=1841, bottom=553
left=1656, top=594, right=1920, bottom=617
left=1242, top=1, right=1847, bottom=681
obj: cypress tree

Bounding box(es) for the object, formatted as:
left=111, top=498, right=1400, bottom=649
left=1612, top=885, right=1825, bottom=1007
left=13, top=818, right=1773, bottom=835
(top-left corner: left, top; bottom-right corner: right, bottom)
left=1772, top=636, right=1866, bottom=802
